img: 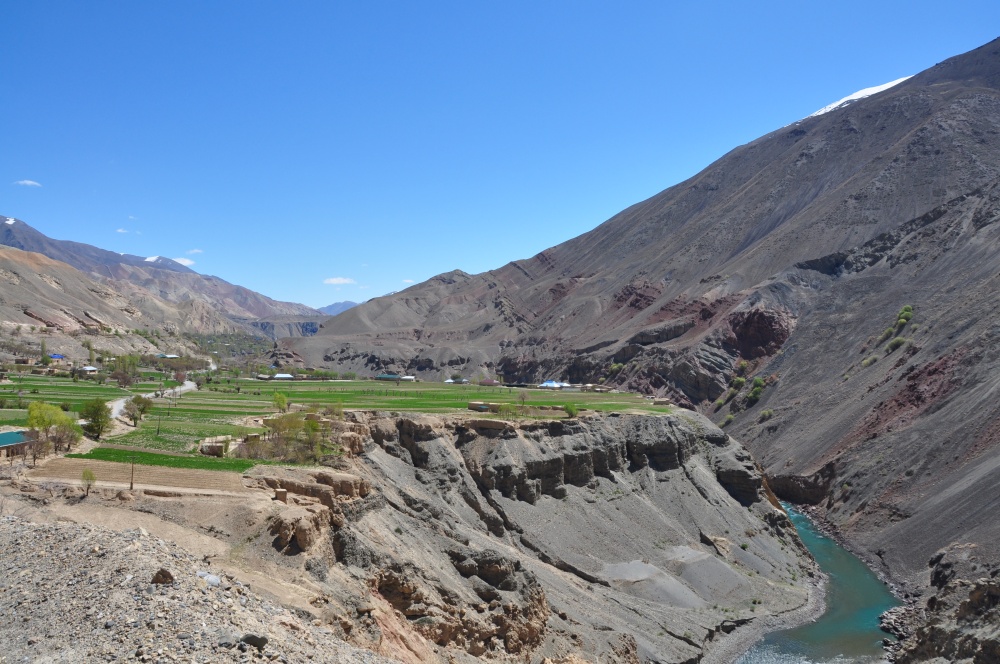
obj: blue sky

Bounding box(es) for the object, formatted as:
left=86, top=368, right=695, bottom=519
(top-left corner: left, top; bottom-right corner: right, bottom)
left=3, top=2, right=999, bottom=309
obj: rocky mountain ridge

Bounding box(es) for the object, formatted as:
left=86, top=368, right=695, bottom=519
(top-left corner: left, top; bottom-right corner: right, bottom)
left=0, top=244, right=242, bottom=361
left=274, top=37, right=1000, bottom=655
left=0, top=217, right=319, bottom=321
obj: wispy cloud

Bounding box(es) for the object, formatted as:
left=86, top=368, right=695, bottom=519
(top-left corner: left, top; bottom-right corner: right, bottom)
left=173, top=257, right=195, bottom=266
left=402, top=279, right=414, bottom=283
left=186, top=248, right=203, bottom=255
left=323, top=277, right=356, bottom=285
left=128, top=215, right=138, bottom=220
left=14, top=180, right=41, bottom=187
left=116, top=228, right=128, bottom=233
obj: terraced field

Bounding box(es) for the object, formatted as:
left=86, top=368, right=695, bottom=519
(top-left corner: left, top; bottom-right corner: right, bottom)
left=27, top=457, right=249, bottom=493
left=11, top=375, right=670, bottom=458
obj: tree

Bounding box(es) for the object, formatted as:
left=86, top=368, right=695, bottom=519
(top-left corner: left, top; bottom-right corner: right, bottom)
left=133, top=395, right=153, bottom=416
left=28, top=437, right=50, bottom=466
left=273, top=392, right=288, bottom=413
left=40, top=339, right=51, bottom=366
left=27, top=402, right=68, bottom=440
left=122, top=399, right=143, bottom=427
left=50, top=421, right=82, bottom=453
left=80, top=399, right=112, bottom=440
left=81, top=468, right=96, bottom=496
left=110, top=369, right=134, bottom=388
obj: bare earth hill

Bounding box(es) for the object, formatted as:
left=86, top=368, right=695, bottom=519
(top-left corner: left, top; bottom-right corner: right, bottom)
left=0, top=217, right=319, bottom=320
left=281, top=37, right=1000, bottom=655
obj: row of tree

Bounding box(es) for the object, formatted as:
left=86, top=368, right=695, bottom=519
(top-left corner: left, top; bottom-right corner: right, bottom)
left=17, top=394, right=156, bottom=466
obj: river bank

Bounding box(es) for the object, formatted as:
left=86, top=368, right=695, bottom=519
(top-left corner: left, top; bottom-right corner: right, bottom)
left=701, top=568, right=828, bottom=664
left=705, top=503, right=908, bottom=663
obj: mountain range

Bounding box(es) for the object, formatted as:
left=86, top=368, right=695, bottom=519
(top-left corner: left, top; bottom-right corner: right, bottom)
left=275, top=36, right=1000, bottom=641
left=2, top=36, right=1000, bottom=658
left=0, top=217, right=319, bottom=321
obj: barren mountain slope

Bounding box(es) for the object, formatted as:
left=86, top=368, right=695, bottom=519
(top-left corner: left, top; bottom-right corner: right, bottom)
left=285, top=38, right=1000, bottom=390
left=280, top=37, right=1000, bottom=648
left=0, top=217, right=319, bottom=320
left=0, top=245, right=238, bottom=337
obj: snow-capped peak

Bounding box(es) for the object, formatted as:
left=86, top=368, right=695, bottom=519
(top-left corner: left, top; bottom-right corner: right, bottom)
left=809, top=76, right=912, bottom=117
left=144, top=255, right=161, bottom=262
left=5, top=217, right=15, bottom=225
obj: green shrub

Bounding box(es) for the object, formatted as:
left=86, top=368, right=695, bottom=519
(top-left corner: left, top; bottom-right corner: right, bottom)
left=861, top=356, right=878, bottom=367
left=758, top=409, right=774, bottom=422
left=721, top=414, right=734, bottom=427
left=736, top=360, right=750, bottom=376
left=730, top=376, right=746, bottom=389
left=740, top=543, right=749, bottom=551
left=746, top=386, right=764, bottom=405
left=877, top=328, right=894, bottom=343
left=563, top=403, right=579, bottom=418
left=886, top=337, right=907, bottom=353
left=751, top=377, right=765, bottom=389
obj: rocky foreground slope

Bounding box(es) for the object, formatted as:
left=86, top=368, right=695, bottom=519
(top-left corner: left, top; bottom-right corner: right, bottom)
left=3, top=411, right=818, bottom=663
left=0, top=515, right=394, bottom=663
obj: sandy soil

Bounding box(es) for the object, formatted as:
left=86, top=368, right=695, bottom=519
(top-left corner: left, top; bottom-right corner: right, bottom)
left=26, top=457, right=249, bottom=493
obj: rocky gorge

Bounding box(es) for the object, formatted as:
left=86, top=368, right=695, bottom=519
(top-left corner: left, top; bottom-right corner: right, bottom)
left=2, top=410, right=820, bottom=663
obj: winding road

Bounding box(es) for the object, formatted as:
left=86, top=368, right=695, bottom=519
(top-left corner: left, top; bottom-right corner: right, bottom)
left=109, top=380, right=199, bottom=418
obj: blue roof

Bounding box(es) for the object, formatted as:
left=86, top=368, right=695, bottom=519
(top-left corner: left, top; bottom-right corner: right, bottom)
left=49, top=354, right=65, bottom=359
left=0, top=431, right=26, bottom=448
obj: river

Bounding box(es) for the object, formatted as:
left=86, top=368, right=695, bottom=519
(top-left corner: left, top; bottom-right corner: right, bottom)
left=737, top=506, right=900, bottom=664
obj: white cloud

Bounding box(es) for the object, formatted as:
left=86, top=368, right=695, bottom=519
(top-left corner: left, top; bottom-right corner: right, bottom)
left=402, top=279, right=414, bottom=283
left=116, top=228, right=128, bottom=233
left=14, top=180, right=41, bottom=187
left=186, top=248, right=203, bottom=255
left=172, top=257, right=195, bottom=266
left=128, top=215, right=138, bottom=220
left=323, top=277, right=356, bottom=285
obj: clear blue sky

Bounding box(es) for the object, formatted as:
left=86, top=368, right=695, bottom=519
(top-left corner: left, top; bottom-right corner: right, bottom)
left=3, top=2, right=998, bottom=309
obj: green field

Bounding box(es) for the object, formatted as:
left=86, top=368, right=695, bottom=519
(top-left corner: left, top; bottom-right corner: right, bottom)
left=66, top=447, right=257, bottom=473
left=12, top=375, right=670, bottom=465
left=195, top=379, right=666, bottom=414
left=0, top=375, right=129, bottom=412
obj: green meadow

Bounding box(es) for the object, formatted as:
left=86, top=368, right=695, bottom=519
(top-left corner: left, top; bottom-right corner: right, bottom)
left=9, top=375, right=671, bottom=468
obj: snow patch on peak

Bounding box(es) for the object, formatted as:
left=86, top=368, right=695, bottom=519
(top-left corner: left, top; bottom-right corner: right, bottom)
left=144, top=256, right=161, bottom=262
left=809, top=76, right=912, bottom=117
left=5, top=218, right=15, bottom=225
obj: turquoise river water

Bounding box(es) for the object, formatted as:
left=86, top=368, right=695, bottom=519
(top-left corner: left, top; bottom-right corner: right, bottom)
left=737, top=506, right=900, bottom=664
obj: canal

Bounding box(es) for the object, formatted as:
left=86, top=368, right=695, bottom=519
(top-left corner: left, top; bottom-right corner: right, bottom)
left=737, top=505, right=900, bottom=663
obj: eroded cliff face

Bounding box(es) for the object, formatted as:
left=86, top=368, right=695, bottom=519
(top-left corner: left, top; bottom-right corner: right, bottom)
left=248, top=411, right=816, bottom=664
left=894, top=547, right=1000, bottom=664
